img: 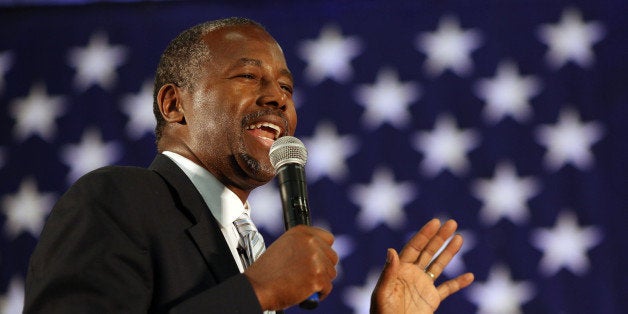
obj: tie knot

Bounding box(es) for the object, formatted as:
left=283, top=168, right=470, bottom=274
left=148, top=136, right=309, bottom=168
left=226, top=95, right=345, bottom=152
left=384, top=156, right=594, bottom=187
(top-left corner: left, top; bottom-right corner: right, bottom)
left=233, top=212, right=266, bottom=269
left=233, top=213, right=257, bottom=238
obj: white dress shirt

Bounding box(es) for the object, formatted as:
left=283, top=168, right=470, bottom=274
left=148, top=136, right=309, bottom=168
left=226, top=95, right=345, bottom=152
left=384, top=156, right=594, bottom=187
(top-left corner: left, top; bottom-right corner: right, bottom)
left=162, top=151, right=249, bottom=272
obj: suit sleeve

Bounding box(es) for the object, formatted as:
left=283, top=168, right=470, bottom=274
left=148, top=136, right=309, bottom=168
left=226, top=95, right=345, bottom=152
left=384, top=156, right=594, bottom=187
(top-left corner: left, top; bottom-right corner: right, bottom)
left=23, top=169, right=154, bottom=313
left=23, top=168, right=263, bottom=313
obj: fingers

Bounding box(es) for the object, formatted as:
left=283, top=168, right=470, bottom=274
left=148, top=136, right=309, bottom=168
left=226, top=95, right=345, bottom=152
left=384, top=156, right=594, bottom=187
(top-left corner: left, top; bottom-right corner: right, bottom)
left=247, top=225, right=338, bottom=309
left=424, top=234, right=463, bottom=280
left=437, top=272, right=475, bottom=301
left=417, top=219, right=458, bottom=270
left=309, top=226, right=335, bottom=245
left=399, top=218, right=441, bottom=263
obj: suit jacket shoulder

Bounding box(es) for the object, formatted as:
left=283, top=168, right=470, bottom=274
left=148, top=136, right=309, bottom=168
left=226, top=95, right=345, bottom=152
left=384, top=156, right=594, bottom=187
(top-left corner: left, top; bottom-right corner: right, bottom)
left=24, top=155, right=262, bottom=313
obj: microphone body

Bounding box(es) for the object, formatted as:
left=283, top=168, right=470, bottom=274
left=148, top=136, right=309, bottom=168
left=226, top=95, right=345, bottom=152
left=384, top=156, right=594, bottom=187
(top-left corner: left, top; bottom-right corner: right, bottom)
left=276, top=163, right=311, bottom=230
left=269, top=136, right=319, bottom=310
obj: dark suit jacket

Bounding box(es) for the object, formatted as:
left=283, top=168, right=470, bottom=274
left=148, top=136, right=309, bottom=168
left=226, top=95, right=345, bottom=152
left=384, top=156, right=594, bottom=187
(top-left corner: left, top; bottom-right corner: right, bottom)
left=24, top=154, right=264, bottom=313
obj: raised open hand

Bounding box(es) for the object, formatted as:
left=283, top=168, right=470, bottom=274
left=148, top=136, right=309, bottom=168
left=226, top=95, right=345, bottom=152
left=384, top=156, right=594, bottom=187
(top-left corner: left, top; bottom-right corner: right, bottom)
left=370, top=219, right=474, bottom=314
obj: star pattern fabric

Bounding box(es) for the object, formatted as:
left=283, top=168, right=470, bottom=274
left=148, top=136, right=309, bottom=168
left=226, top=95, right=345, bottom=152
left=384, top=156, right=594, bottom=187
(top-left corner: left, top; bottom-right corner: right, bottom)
left=297, top=24, right=363, bottom=85
left=474, top=61, right=542, bottom=124
left=415, top=15, right=483, bottom=77
left=0, top=50, right=12, bottom=94
left=531, top=211, right=603, bottom=276
left=67, top=31, right=128, bottom=91
left=537, top=7, right=606, bottom=69
left=330, top=233, right=355, bottom=279
left=1, top=178, right=55, bottom=238
left=466, top=265, right=536, bottom=314
left=472, top=161, right=540, bottom=226
left=354, top=68, right=420, bottom=130
left=412, top=114, right=479, bottom=177
left=535, top=107, right=604, bottom=171
left=302, top=121, right=359, bottom=183
left=9, top=83, right=66, bottom=142
left=1, top=2, right=626, bottom=313
left=349, top=168, right=416, bottom=231
left=0, top=277, right=24, bottom=314
left=120, top=79, right=156, bottom=139
left=60, top=128, right=122, bottom=184
left=248, top=183, right=285, bottom=236
left=342, top=270, right=380, bottom=314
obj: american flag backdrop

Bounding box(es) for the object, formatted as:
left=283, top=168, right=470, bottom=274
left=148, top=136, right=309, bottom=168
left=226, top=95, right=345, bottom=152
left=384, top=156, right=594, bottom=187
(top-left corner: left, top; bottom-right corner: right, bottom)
left=1, top=0, right=627, bottom=313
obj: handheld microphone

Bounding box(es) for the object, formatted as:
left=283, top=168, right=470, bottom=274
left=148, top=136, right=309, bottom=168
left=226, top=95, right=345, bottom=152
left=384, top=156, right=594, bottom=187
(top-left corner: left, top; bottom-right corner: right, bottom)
left=269, top=136, right=319, bottom=310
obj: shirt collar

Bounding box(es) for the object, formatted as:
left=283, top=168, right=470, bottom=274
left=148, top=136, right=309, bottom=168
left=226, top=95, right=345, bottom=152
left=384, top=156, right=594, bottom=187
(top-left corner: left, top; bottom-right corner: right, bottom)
left=161, top=151, right=249, bottom=227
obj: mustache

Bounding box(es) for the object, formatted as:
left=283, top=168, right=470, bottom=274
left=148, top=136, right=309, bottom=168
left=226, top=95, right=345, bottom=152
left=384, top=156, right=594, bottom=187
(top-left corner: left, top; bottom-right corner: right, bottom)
left=241, top=108, right=291, bottom=136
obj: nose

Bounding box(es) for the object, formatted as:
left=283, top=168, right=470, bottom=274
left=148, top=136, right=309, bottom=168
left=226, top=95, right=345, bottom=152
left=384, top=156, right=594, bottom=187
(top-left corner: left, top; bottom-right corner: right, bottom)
left=259, top=81, right=288, bottom=111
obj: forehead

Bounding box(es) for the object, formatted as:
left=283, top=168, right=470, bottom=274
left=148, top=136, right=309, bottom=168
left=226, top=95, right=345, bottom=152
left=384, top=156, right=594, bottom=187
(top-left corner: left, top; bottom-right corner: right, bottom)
left=201, top=25, right=287, bottom=66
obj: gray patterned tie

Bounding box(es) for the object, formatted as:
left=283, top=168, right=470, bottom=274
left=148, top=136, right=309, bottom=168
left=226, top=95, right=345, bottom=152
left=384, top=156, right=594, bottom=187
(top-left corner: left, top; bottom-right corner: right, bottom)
left=233, top=212, right=266, bottom=269
left=234, top=213, right=277, bottom=314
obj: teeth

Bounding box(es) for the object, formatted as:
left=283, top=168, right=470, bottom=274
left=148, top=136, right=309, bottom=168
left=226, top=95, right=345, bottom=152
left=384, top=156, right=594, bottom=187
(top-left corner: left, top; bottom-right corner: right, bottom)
left=247, top=122, right=281, bottom=140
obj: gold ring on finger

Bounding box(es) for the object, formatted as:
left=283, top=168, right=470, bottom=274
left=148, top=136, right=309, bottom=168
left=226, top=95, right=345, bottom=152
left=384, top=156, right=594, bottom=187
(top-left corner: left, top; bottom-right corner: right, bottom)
left=425, top=270, right=435, bottom=280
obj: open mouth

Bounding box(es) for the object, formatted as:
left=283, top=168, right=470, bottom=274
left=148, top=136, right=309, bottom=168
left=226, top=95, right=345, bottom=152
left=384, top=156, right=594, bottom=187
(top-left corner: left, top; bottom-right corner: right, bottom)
left=245, top=122, right=282, bottom=141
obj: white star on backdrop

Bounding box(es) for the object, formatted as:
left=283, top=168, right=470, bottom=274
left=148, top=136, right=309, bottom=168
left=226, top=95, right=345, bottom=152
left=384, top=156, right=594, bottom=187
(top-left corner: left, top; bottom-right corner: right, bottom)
left=249, top=183, right=284, bottom=236
left=297, top=24, right=363, bottom=85
left=535, top=107, right=604, bottom=171
left=343, top=269, right=380, bottom=314
left=0, top=277, right=24, bottom=314
left=415, top=15, right=483, bottom=77
left=302, top=121, right=359, bottom=183
left=1, top=177, right=55, bottom=239
left=474, top=61, right=542, bottom=124
left=466, top=264, right=535, bottom=314
left=354, top=68, right=420, bottom=130
left=537, top=7, right=605, bottom=69
left=67, top=31, right=128, bottom=91
left=9, top=82, right=66, bottom=142
left=60, top=128, right=123, bottom=184
left=412, top=114, right=479, bottom=177
left=349, top=167, right=416, bottom=231
left=120, top=79, right=156, bottom=139
left=471, top=161, right=540, bottom=226
left=531, top=211, right=602, bottom=276
left=0, top=50, right=13, bottom=94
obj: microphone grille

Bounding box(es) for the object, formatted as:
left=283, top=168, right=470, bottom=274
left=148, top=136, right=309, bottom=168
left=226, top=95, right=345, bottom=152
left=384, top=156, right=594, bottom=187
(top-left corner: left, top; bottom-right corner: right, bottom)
left=269, top=136, right=307, bottom=170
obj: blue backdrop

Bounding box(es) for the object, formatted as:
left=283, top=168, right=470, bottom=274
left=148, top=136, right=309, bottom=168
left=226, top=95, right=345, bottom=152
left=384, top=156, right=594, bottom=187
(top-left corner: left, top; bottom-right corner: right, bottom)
left=1, top=1, right=627, bottom=313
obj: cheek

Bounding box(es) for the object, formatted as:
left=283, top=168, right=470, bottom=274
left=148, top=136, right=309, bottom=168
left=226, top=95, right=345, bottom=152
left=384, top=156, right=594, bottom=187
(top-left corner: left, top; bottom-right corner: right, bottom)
left=289, top=107, right=298, bottom=135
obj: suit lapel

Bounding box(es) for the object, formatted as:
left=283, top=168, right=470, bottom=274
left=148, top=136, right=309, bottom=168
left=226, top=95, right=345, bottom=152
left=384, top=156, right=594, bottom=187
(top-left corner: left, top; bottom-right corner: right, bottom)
left=149, top=154, right=240, bottom=282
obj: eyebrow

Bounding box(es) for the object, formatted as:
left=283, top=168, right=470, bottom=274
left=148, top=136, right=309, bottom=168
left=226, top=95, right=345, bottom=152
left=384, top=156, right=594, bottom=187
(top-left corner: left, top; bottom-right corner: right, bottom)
left=238, top=57, right=262, bottom=67
left=234, top=58, right=294, bottom=82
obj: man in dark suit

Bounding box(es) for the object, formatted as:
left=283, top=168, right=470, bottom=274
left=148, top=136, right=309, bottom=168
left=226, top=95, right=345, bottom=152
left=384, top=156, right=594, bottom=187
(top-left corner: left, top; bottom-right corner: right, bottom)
left=24, top=17, right=473, bottom=313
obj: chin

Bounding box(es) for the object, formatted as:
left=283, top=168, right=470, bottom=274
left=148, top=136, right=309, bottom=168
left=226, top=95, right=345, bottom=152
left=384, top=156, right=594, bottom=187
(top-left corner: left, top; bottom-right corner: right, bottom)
left=239, top=152, right=276, bottom=184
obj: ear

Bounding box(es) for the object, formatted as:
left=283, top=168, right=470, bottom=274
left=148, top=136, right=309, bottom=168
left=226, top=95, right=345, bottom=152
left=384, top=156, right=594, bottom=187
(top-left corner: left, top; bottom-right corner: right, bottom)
left=157, top=83, right=186, bottom=124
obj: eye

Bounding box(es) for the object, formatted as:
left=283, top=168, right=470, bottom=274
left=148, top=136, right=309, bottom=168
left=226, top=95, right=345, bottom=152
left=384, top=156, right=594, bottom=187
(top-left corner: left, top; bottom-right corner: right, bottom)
left=237, top=73, right=257, bottom=80
left=280, top=84, right=293, bottom=94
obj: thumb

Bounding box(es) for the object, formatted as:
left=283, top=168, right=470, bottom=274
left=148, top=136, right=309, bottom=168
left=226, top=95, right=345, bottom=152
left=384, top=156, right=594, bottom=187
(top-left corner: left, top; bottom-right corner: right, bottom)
left=371, top=248, right=401, bottom=311
left=379, top=248, right=400, bottom=284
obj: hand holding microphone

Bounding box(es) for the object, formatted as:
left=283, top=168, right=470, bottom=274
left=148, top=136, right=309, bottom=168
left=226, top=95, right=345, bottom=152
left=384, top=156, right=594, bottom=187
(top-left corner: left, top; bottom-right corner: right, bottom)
left=269, top=136, right=330, bottom=309
left=243, top=136, right=337, bottom=311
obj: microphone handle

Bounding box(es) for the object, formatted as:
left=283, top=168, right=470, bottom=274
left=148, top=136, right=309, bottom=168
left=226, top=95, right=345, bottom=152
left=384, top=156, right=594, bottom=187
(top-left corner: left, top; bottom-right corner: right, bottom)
left=276, top=164, right=319, bottom=310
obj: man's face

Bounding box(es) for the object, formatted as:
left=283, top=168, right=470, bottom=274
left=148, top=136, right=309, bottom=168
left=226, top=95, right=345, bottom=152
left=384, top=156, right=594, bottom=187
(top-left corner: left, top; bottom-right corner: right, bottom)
left=182, top=25, right=297, bottom=190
